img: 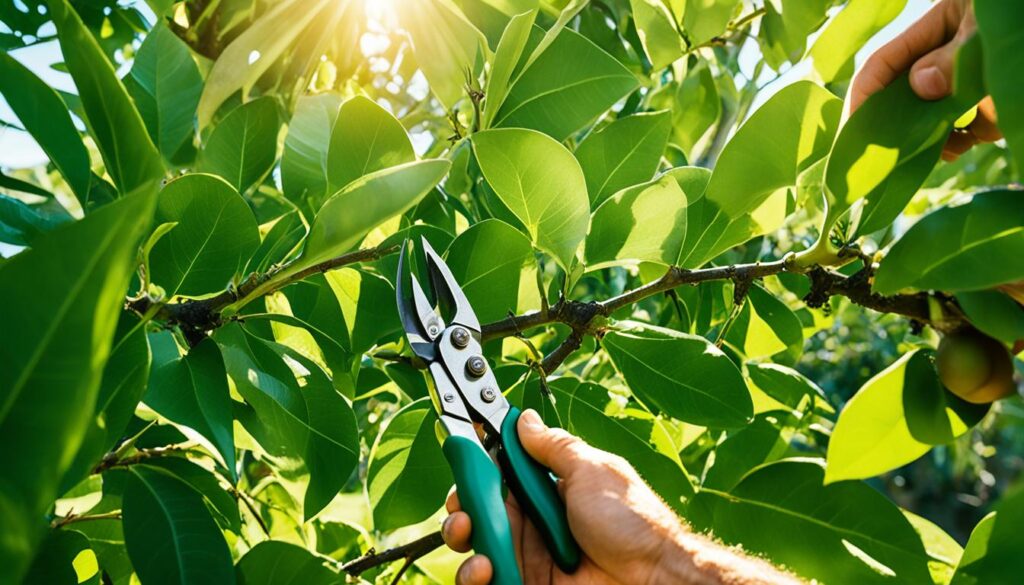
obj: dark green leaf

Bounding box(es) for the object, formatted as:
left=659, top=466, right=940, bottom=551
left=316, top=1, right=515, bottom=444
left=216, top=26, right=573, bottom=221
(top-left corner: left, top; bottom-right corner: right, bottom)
left=443, top=219, right=535, bottom=323
left=0, top=193, right=73, bottom=246
left=140, top=458, right=240, bottom=533
left=367, top=399, right=452, bottom=531
left=148, top=173, right=260, bottom=297
left=746, top=362, right=828, bottom=410
left=956, top=290, right=1024, bottom=345
left=122, top=466, right=235, bottom=585
left=236, top=541, right=343, bottom=585
left=977, top=2, right=1024, bottom=172
left=951, top=484, right=1024, bottom=585
left=198, top=97, right=282, bottom=193
left=22, top=529, right=97, bottom=585
left=602, top=328, right=753, bottom=428
left=701, top=415, right=788, bottom=491
left=0, top=184, right=155, bottom=580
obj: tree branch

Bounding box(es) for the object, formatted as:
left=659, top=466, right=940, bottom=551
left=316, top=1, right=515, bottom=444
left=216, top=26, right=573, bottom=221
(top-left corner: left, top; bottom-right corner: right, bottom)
left=340, top=531, right=445, bottom=577
left=51, top=511, right=122, bottom=529
left=126, top=243, right=399, bottom=344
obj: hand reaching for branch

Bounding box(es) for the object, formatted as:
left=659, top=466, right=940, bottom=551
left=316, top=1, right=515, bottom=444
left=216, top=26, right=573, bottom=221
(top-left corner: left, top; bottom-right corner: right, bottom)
left=441, top=410, right=802, bottom=585
left=848, top=0, right=1001, bottom=161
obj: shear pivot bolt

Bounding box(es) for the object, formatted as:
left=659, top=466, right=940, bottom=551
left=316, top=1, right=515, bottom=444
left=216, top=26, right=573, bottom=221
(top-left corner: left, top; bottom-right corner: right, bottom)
left=443, top=393, right=455, bottom=403
left=427, top=320, right=440, bottom=337
left=451, top=327, right=470, bottom=348
left=480, top=387, right=497, bottom=403
left=466, top=355, right=487, bottom=378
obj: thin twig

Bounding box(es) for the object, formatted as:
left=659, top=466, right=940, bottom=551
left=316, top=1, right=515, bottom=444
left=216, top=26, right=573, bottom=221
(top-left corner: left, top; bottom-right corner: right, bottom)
left=340, top=531, right=445, bottom=577
left=51, top=511, right=122, bottom=529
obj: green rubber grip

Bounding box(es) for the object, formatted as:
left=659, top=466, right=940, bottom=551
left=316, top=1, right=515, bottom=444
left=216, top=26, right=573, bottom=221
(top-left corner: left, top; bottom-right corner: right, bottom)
left=442, top=436, right=522, bottom=585
left=498, top=407, right=581, bottom=573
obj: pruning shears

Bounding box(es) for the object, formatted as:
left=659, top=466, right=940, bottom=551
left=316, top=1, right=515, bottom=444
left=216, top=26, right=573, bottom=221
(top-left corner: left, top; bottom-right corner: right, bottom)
left=396, top=238, right=581, bottom=585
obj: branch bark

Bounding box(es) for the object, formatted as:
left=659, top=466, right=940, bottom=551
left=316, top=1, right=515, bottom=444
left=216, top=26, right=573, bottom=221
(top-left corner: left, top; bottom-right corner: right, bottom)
left=340, top=531, right=445, bottom=577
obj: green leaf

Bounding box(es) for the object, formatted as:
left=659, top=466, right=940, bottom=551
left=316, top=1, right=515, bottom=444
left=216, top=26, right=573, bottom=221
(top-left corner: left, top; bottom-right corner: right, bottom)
left=690, top=459, right=936, bottom=584
left=729, top=284, right=803, bottom=360
left=236, top=541, right=343, bottom=585
left=196, top=0, right=331, bottom=128
left=198, top=97, right=282, bottom=194
left=757, top=0, right=832, bottom=70
left=326, top=96, right=415, bottom=195
left=481, top=9, right=537, bottom=130
left=46, top=0, right=164, bottom=194
left=824, top=349, right=988, bottom=483
left=585, top=174, right=688, bottom=269
left=297, top=160, right=450, bottom=270
left=682, top=0, right=741, bottom=44
left=472, top=128, right=590, bottom=268
left=955, top=290, right=1024, bottom=345
left=216, top=323, right=359, bottom=518
left=0, top=53, right=90, bottom=203
left=902, top=510, right=962, bottom=585
left=0, top=184, right=155, bottom=581
left=670, top=62, right=720, bottom=157
left=281, top=93, right=343, bottom=213
left=701, top=415, right=788, bottom=492
left=148, top=173, right=260, bottom=297
left=630, top=0, right=685, bottom=69
left=367, top=399, right=452, bottom=531
left=809, top=0, right=907, bottom=83
left=146, top=333, right=236, bottom=474
left=602, top=328, right=753, bottom=428
left=322, top=268, right=401, bottom=356
left=443, top=219, right=535, bottom=324
left=22, top=529, right=96, bottom=585
left=977, top=2, right=1024, bottom=172
left=951, top=484, right=1024, bottom=585
left=874, top=189, right=1024, bottom=294
left=746, top=362, right=828, bottom=410
left=398, top=0, right=487, bottom=109
left=682, top=81, right=841, bottom=267
left=826, top=37, right=986, bottom=234
left=549, top=378, right=694, bottom=511
left=127, top=23, right=202, bottom=162
left=575, top=111, right=672, bottom=206
left=122, top=466, right=235, bottom=585
left=493, top=27, right=639, bottom=141
left=140, top=458, right=240, bottom=533
left=0, top=193, right=73, bottom=246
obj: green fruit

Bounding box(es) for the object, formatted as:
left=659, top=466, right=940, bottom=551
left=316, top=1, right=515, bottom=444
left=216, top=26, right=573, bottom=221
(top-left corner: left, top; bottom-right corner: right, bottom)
left=937, top=331, right=1016, bottom=404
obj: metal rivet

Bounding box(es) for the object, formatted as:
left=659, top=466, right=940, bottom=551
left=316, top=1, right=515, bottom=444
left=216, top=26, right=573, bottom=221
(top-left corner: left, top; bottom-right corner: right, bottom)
left=427, top=320, right=440, bottom=337
left=480, top=387, right=497, bottom=403
left=451, top=327, right=470, bottom=349
left=466, top=355, right=487, bottom=378
left=443, top=393, right=455, bottom=403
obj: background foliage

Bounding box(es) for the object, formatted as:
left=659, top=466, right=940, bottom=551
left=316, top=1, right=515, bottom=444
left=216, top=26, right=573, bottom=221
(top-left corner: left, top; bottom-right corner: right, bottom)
left=1, top=0, right=1023, bottom=583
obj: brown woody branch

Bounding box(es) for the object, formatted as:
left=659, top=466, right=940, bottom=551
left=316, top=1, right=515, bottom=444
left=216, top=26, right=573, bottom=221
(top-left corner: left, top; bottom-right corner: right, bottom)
left=126, top=244, right=399, bottom=344
left=340, top=531, right=445, bottom=577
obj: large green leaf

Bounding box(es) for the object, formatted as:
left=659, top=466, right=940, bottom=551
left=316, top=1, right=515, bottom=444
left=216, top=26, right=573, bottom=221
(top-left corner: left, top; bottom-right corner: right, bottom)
left=955, top=290, right=1024, bottom=346
left=122, top=466, right=235, bottom=585
left=281, top=93, right=343, bottom=213
left=682, top=81, right=840, bottom=267
left=585, top=174, right=688, bottom=269
left=602, top=328, right=753, bottom=428
left=399, top=0, right=487, bottom=109
left=682, top=0, right=741, bottom=46
left=874, top=189, right=1024, bottom=294
left=196, top=0, right=331, bottom=128
left=0, top=185, right=155, bottom=581
left=549, top=378, right=694, bottom=511
left=46, top=0, right=164, bottom=194
left=216, top=324, right=359, bottom=518
left=198, top=97, right=282, bottom=194
left=825, top=349, right=988, bottom=483
left=367, top=399, right=452, bottom=531
left=322, top=268, right=402, bottom=356
left=701, top=415, right=788, bottom=491
left=481, top=9, right=537, bottom=130
left=145, top=333, right=236, bottom=474
left=630, top=0, right=685, bottom=69
left=472, top=128, right=590, bottom=268
left=148, top=174, right=260, bottom=297
left=0, top=53, right=90, bottom=203
left=669, top=62, right=720, bottom=157
left=296, top=160, right=450, bottom=270
left=951, top=484, right=1024, bottom=585
left=725, top=284, right=803, bottom=360
left=757, top=0, right=832, bottom=70
left=236, top=541, right=343, bottom=585
left=826, top=37, right=985, bottom=235
left=443, top=219, right=535, bottom=324
left=493, top=27, right=639, bottom=141
left=141, top=457, right=241, bottom=533
left=690, top=459, right=938, bottom=584
left=575, top=111, right=672, bottom=206
left=0, top=193, right=73, bottom=246
left=326, top=96, right=415, bottom=195
left=746, top=362, right=828, bottom=410
left=127, top=23, right=202, bottom=162
left=977, top=2, right=1024, bottom=173
left=808, top=0, right=907, bottom=83
left=22, top=528, right=97, bottom=585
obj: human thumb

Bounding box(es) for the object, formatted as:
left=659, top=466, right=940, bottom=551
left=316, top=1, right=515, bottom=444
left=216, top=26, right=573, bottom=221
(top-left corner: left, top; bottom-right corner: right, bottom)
left=909, top=39, right=960, bottom=100
left=516, top=409, right=589, bottom=479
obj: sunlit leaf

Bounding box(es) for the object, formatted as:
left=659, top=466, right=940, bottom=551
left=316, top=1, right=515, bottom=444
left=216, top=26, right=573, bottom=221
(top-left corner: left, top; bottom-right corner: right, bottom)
left=575, top=111, right=672, bottom=206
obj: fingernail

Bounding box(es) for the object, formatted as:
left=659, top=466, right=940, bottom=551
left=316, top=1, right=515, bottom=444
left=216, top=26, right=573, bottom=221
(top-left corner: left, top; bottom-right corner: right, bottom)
left=911, top=66, right=948, bottom=98
left=520, top=409, right=544, bottom=431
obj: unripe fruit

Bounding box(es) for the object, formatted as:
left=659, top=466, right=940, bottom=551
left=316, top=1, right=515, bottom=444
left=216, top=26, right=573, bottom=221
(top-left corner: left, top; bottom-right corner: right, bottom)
left=937, top=331, right=1017, bottom=404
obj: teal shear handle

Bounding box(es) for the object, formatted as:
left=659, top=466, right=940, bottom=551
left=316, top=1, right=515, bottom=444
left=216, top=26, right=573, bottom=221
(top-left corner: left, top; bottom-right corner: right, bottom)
left=443, top=435, right=522, bottom=585
left=498, top=407, right=580, bottom=573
